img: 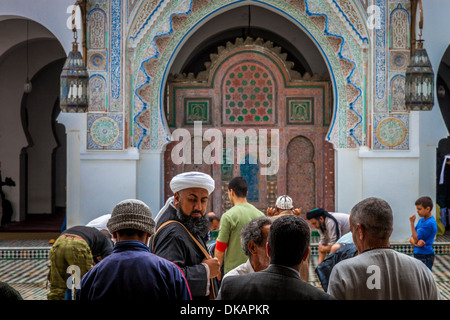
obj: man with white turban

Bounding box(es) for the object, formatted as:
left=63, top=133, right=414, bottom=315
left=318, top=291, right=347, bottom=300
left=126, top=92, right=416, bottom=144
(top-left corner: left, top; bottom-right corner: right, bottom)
left=154, top=171, right=215, bottom=224
left=150, top=171, right=220, bottom=300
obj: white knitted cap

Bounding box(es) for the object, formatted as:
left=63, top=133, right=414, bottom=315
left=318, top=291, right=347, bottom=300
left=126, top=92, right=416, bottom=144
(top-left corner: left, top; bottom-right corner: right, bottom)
left=275, top=195, right=294, bottom=210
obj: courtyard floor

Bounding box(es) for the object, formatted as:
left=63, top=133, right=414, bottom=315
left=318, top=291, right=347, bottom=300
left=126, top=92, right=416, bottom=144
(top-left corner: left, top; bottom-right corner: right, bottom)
left=1, top=234, right=449, bottom=300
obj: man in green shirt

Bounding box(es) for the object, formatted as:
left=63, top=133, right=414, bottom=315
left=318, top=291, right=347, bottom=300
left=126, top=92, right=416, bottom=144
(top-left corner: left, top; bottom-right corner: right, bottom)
left=214, top=177, right=265, bottom=275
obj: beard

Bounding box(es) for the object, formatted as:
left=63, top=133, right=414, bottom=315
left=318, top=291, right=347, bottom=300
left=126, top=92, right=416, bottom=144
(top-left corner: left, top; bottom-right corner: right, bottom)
left=319, top=220, right=326, bottom=233
left=176, top=204, right=210, bottom=237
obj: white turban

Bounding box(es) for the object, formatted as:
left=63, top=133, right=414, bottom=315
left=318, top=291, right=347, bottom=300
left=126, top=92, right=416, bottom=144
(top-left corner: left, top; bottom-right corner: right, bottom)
left=154, top=171, right=215, bottom=225
left=86, top=214, right=111, bottom=231
left=169, top=171, right=215, bottom=195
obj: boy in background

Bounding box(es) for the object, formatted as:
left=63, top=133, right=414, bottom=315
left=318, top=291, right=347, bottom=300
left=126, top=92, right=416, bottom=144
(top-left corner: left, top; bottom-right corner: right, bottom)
left=409, top=196, right=438, bottom=271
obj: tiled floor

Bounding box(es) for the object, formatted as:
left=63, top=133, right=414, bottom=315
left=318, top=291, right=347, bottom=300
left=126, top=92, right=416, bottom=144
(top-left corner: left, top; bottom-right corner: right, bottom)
left=436, top=232, right=450, bottom=242
left=0, top=239, right=53, bottom=247
left=1, top=242, right=449, bottom=300
left=0, top=259, right=50, bottom=300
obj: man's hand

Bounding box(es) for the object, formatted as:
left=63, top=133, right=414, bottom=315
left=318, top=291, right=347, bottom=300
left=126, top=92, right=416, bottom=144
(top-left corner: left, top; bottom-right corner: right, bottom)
left=267, top=207, right=277, bottom=216
left=203, top=257, right=221, bottom=279
left=293, top=208, right=301, bottom=216
left=318, top=244, right=329, bottom=253
left=409, top=214, right=416, bottom=224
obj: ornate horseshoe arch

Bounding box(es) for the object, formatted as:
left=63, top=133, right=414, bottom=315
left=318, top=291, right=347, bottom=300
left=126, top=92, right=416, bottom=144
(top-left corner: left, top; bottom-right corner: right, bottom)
left=127, top=0, right=370, bottom=152
left=162, top=36, right=334, bottom=213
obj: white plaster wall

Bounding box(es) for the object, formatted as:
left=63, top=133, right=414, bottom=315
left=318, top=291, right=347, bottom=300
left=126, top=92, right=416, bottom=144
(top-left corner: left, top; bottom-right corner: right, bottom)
left=335, top=149, right=362, bottom=215
left=336, top=150, right=422, bottom=242
left=77, top=156, right=138, bottom=227
left=57, top=113, right=83, bottom=228
left=361, top=157, right=419, bottom=242
left=0, top=0, right=79, bottom=55
left=137, top=151, right=165, bottom=218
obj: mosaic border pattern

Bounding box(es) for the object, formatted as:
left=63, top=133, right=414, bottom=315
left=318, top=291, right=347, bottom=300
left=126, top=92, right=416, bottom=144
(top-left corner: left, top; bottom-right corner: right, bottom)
left=1, top=242, right=450, bottom=261
left=87, top=113, right=124, bottom=150
left=0, top=248, right=50, bottom=260
left=79, top=0, right=414, bottom=152
left=373, top=113, right=409, bottom=150
left=129, top=0, right=367, bottom=151
left=109, top=0, right=123, bottom=112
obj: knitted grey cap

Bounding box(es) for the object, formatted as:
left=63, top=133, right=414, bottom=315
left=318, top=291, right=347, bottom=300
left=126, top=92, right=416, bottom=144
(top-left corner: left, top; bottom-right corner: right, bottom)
left=107, top=199, right=155, bottom=234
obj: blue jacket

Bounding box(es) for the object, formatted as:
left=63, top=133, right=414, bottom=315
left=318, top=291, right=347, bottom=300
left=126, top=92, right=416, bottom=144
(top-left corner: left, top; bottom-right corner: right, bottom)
left=79, top=240, right=191, bottom=300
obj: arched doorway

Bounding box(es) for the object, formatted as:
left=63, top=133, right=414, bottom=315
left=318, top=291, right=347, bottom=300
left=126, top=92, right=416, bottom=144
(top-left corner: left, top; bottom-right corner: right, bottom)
left=163, top=36, right=333, bottom=215
left=127, top=1, right=370, bottom=214
left=20, top=59, right=67, bottom=217
left=287, top=136, right=315, bottom=214
left=0, top=17, right=66, bottom=231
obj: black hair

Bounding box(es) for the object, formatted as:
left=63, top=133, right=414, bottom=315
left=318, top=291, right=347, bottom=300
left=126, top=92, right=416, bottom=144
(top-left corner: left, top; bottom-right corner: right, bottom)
left=0, top=282, right=23, bottom=301
left=228, top=177, right=248, bottom=198
left=207, top=213, right=220, bottom=223
left=415, top=196, right=433, bottom=211
left=307, top=208, right=341, bottom=240
left=116, top=228, right=146, bottom=238
left=268, top=215, right=310, bottom=267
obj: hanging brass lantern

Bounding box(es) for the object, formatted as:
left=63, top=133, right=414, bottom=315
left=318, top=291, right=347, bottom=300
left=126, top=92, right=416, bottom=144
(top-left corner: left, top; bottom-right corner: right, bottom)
left=405, top=0, right=434, bottom=111
left=60, top=2, right=88, bottom=113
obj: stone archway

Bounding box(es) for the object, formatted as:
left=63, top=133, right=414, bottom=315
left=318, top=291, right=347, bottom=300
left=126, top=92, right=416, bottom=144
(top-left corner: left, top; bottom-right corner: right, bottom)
left=20, top=58, right=67, bottom=218
left=0, top=17, right=67, bottom=225
left=127, top=0, right=370, bottom=152
left=126, top=0, right=370, bottom=212
left=162, top=37, right=333, bottom=214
